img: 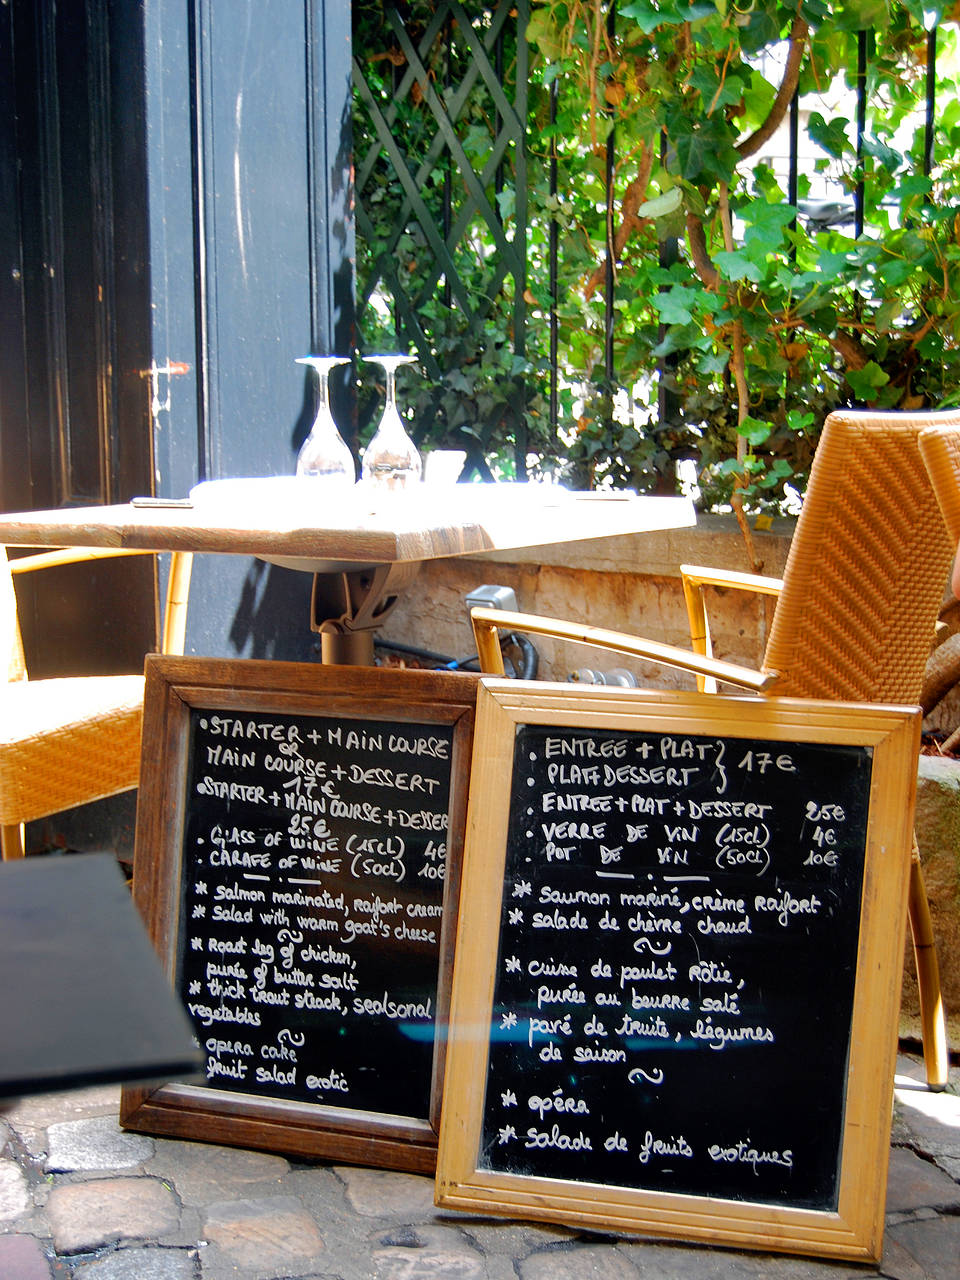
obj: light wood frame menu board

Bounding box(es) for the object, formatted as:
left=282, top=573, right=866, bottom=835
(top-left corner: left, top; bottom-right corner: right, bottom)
left=436, top=680, right=920, bottom=1261
left=121, top=656, right=478, bottom=1173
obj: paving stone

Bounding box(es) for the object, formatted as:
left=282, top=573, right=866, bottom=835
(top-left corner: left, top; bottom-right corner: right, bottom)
left=375, top=1222, right=478, bottom=1252
left=0, top=1158, right=30, bottom=1222
left=876, top=1234, right=929, bottom=1280
left=46, top=1176, right=181, bottom=1254
left=3, top=1086, right=121, bottom=1133
left=371, top=1243, right=485, bottom=1278
left=45, top=1116, right=154, bottom=1173
left=148, top=1139, right=290, bottom=1205
left=892, top=1078, right=960, bottom=1161
left=0, top=1233, right=53, bottom=1280
left=202, top=1195, right=324, bottom=1271
left=336, top=1167, right=437, bottom=1218
left=885, top=1145, right=960, bottom=1214
left=889, top=1110, right=913, bottom=1147
left=72, top=1246, right=198, bottom=1279
left=617, top=1238, right=874, bottom=1278
left=3, top=1086, right=123, bottom=1161
left=518, top=1243, right=641, bottom=1279
left=0, top=1054, right=956, bottom=1280
left=370, top=1225, right=485, bottom=1279
left=461, top=1217, right=577, bottom=1255
left=884, top=1213, right=960, bottom=1279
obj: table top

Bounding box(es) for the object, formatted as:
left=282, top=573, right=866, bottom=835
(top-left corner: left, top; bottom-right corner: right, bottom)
left=0, top=480, right=696, bottom=572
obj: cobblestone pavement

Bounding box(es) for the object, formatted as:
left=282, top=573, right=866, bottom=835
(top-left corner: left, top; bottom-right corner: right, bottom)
left=1, top=1054, right=957, bottom=1280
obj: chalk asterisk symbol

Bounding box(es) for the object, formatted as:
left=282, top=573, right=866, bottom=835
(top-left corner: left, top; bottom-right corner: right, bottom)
left=501, top=1089, right=517, bottom=1107
left=500, top=1010, right=518, bottom=1030
left=512, top=879, right=532, bottom=898
left=508, top=907, right=524, bottom=925
left=505, top=956, right=522, bottom=973
left=497, top=1125, right=517, bottom=1145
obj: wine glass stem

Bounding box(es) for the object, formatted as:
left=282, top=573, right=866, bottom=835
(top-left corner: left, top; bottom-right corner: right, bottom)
left=384, top=367, right=397, bottom=413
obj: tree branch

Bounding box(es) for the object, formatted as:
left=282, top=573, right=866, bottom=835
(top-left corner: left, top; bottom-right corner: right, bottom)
left=685, top=211, right=722, bottom=291
left=584, top=145, right=655, bottom=301
left=829, top=329, right=869, bottom=370
left=736, top=17, right=809, bottom=161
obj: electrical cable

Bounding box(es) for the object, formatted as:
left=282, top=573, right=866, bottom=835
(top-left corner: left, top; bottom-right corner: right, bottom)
left=374, top=631, right=539, bottom=680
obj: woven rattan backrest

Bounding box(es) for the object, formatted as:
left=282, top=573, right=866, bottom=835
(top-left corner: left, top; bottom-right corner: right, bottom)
left=918, top=422, right=960, bottom=546
left=1, top=549, right=26, bottom=683
left=763, top=409, right=960, bottom=703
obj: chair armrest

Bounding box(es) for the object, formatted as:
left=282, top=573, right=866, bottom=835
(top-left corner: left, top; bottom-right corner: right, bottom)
left=6, top=547, right=154, bottom=575
left=8, top=546, right=192, bottom=658
left=679, top=563, right=784, bottom=596
left=470, top=607, right=775, bottom=692
left=679, top=564, right=783, bottom=692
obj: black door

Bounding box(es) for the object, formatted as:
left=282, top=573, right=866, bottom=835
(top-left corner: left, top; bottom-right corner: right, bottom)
left=144, top=0, right=356, bottom=659
left=0, top=0, right=356, bottom=665
left=0, top=0, right=155, bottom=677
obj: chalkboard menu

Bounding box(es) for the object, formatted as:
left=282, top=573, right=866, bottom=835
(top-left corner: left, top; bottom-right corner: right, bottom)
left=121, top=657, right=478, bottom=1172
left=436, top=681, right=920, bottom=1262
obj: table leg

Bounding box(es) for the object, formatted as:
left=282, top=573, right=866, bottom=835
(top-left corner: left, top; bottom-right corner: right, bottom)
left=311, top=563, right=422, bottom=665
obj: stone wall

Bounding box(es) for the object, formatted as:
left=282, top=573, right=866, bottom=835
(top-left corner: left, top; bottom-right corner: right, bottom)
left=380, top=513, right=795, bottom=685
left=909, top=756, right=960, bottom=1047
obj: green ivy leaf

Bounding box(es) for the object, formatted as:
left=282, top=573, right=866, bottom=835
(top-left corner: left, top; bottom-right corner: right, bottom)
left=651, top=285, right=698, bottom=324
left=696, top=349, right=730, bottom=376
left=846, top=361, right=891, bottom=400
left=714, top=250, right=763, bottom=283
left=674, top=118, right=739, bottom=183
left=690, top=63, right=745, bottom=114
left=897, top=174, right=933, bottom=201
left=799, top=0, right=832, bottom=21
left=786, top=410, right=816, bottom=433
left=737, top=6, right=781, bottom=54
left=637, top=187, right=684, bottom=219
left=835, top=0, right=890, bottom=31
left=742, top=201, right=797, bottom=256
left=808, top=112, right=854, bottom=158
left=496, top=188, right=515, bottom=220
left=653, top=321, right=710, bottom=358
left=718, top=457, right=746, bottom=476
left=862, top=133, right=902, bottom=173
left=737, top=415, right=773, bottom=446
left=620, top=0, right=718, bottom=34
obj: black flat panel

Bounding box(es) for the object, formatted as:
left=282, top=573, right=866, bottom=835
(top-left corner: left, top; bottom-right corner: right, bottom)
left=0, top=852, right=201, bottom=1098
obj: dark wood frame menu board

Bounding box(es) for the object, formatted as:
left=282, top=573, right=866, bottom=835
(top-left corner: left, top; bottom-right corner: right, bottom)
left=121, top=655, right=478, bottom=1172
left=436, top=680, right=920, bottom=1261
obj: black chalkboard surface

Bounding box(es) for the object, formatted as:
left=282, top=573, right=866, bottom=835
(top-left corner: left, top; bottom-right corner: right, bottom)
left=479, top=724, right=871, bottom=1210
left=436, top=681, right=920, bottom=1262
left=121, top=656, right=478, bottom=1172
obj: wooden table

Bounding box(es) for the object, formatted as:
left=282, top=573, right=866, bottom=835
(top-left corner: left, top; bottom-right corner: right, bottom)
left=0, top=481, right=696, bottom=662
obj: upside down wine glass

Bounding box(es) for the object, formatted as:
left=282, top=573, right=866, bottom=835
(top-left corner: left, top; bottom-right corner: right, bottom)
left=360, top=354, right=422, bottom=490
left=295, top=355, right=356, bottom=487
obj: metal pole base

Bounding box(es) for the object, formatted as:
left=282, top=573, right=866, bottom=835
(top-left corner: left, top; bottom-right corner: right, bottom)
left=319, top=628, right=376, bottom=666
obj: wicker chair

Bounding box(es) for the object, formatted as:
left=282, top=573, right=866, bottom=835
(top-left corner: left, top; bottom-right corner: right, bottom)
left=1, top=547, right=193, bottom=861
left=472, top=408, right=960, bottom=1091
left=919, top=419, right=960, bottom=550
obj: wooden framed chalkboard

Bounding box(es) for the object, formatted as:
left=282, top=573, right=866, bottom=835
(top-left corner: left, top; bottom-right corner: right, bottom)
left=120, top=656, right=478, bottom=1172
left=436, top=680, right=920, bottom=1261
